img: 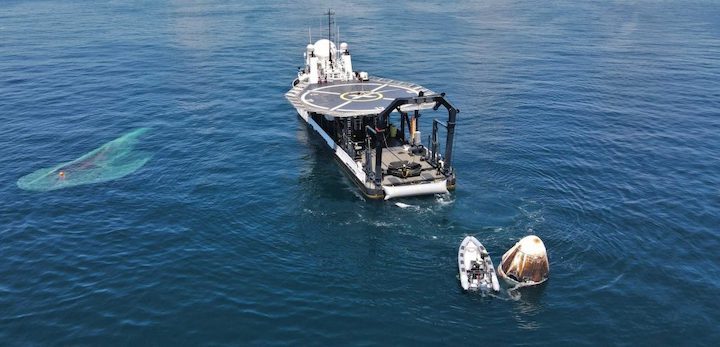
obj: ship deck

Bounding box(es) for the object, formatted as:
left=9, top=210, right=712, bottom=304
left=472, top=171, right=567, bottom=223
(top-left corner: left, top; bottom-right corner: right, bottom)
left=358, top=145, right=446, bottom=186
left=286, top=77, right=436, bottom=118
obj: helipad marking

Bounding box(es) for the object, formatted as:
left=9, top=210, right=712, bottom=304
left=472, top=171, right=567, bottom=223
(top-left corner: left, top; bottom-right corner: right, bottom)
left=333, top=92, right=381, bottom=110
left=331, top=100, right=352, bottom=111
left=371, top=83, right=389, bottom=92
left=298, top=82, right=423, bottom=115
left=338, top=91, right=384, bottom=102
left=310, top=90, right=341, bottom=95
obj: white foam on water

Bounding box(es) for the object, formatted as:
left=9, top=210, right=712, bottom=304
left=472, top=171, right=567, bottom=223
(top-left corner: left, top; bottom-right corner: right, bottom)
left=435, top=193, right=454, bottom=205
left=394, top=202, right=420, bottom=210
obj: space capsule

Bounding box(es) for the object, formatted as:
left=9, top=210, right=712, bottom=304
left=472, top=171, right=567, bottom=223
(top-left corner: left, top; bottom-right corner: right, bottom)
left=498, top=235, right=549, bottom=286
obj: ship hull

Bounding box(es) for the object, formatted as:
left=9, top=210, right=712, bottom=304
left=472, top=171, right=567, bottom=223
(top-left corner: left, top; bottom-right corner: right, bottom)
left=293, top=107, right=453, bottom=200
left=295, top=108, right=384, bottom=199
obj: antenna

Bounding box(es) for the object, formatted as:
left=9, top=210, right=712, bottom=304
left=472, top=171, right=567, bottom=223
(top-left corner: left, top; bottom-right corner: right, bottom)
left=325, top=9, right=335, bottom=66
left=308, top=27, right=311, bottom=44
left=325, top=9, right=335, bottom=42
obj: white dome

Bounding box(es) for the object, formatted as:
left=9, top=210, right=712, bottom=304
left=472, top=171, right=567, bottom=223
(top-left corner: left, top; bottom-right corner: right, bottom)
left=313, top=39, right=336, bottom=58
left=340, top=42, right=348, bottom=51
left=306, top=44, right=315, bottom=52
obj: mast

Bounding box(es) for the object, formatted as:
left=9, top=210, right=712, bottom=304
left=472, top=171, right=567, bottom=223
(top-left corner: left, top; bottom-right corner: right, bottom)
left=325, top=9, right=335, bottom=67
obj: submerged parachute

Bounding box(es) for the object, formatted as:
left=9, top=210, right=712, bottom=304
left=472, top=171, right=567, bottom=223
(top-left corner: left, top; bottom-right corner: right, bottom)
left=17, top=128, right=152, bottom=192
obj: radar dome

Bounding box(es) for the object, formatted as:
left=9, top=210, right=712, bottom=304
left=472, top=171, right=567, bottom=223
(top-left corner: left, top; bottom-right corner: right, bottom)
left=306, top=44, right=315, bottom=52
left=340, top=42, right=348, bottom=51
left=313, top=39, right=336, bottom=58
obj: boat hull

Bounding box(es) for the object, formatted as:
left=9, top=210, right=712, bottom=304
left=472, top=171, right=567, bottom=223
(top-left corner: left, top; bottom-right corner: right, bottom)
left=458, top=236, right=500, bottom=292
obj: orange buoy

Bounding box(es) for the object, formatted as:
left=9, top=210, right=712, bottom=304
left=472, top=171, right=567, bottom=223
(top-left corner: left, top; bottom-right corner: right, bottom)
left=498, top=235, right=549, bottom=286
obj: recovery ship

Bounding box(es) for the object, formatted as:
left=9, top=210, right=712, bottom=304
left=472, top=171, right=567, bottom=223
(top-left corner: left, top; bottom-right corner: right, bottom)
left=285, top=11, right=459, bottom=200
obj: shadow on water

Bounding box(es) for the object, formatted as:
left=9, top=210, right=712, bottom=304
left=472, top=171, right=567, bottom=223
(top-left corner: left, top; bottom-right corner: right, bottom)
left=295, top=122, right=375, bottom=203
left=509, top=281, right=548, bottom=302
left=508, top=282, right=548, bottom=330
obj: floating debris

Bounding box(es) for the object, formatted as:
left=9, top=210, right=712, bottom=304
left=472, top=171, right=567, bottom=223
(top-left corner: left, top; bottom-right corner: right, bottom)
left=17, top=128, right=152, bottom=191
left=498, top=235, right=549, bottom=286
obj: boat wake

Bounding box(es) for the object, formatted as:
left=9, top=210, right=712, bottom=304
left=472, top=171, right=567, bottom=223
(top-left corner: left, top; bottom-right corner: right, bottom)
left=436, top=193, right=454, bottom=205
left=394, top=202, right=420, bottom=209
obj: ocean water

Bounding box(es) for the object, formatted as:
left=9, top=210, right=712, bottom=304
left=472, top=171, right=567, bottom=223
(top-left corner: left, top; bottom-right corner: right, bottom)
left=2, top=0, right=719, bottom=345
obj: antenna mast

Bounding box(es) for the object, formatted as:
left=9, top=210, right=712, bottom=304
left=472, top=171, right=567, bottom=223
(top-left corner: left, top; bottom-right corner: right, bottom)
left=325, top=9, right=335, bottom=66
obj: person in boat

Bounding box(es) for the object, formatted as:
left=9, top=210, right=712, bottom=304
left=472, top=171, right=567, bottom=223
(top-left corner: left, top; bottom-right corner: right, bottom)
left=470, top=261, right=482, bottom=280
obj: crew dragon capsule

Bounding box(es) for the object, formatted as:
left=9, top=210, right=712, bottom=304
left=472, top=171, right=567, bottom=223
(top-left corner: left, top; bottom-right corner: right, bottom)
left=498, top=235, right=550, bottom=286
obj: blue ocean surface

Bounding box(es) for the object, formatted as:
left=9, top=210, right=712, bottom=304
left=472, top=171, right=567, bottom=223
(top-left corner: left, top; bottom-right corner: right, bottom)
left=2, top=0, right=719, bottom=345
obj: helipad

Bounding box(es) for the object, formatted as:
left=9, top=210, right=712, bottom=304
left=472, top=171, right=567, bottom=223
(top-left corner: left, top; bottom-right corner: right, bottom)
left=286, top=77, right=435, bottom=118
